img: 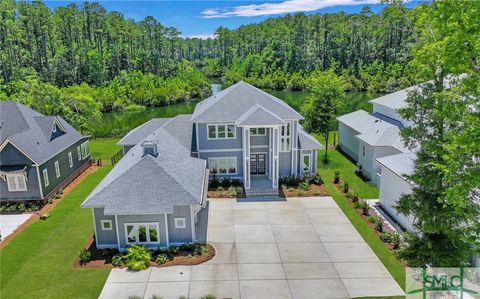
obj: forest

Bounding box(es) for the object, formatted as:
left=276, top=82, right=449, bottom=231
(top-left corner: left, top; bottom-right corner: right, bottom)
left=0, top=0, right=457, bottom=132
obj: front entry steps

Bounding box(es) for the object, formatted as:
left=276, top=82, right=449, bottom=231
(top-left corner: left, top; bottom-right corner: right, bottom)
left=245, top=188, right=279, bottom=196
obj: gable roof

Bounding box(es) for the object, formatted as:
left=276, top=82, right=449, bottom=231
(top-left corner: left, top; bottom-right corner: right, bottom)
left=191, top=81, right=303, bottom=123
left=237, top=105, right=286, bottom=126
left=298, top=129, right=324, bottom=150
left=355, top=127, right=408, bottom=153
left=81, top=122, right=206, bottom=215
left=0, top=101, right=85, bottom=165
left=376, top=153, right=415, bottom=182
left=337, top=110, right=396, bottom=135
left=118, top=118, right=172, bottom=146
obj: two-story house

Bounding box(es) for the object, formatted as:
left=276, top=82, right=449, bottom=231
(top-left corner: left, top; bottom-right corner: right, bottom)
left=0, top=101, right=91, bottom=203
left=81, top=81, right=323, bottom=250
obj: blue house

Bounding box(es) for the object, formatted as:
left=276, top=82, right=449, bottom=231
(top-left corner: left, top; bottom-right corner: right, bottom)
left=82, top=82, right=323, bottom=250
left=0, top=101, right=91, bottom=203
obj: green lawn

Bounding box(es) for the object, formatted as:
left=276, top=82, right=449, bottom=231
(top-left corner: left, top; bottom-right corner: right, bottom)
left=316, top=132, right=406, bottom=294
left=89, top=138, right=121, bottom=165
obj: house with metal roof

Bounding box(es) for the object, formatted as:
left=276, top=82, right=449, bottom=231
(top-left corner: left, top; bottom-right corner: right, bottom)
left=81, top=81, right=323, bottom=250
left=0, top=101, right=91, bottom=202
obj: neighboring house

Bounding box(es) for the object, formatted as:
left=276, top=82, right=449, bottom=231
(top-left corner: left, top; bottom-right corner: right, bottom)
left=0, top=101, right=91, bottom=202
left=82, top=81, right=323, bottom=250
left=376, top=153, right=415, bottom=231
left=369, top=88, right=414, bottom=128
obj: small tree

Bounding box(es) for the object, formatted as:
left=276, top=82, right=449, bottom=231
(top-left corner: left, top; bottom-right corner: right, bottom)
left=301, top=69, right=347, bottom=163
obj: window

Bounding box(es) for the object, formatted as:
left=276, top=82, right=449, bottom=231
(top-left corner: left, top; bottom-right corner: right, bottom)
left=101, top=220, right=112, bottom=231
left=80, top=141, right=90, bottom=159
left=77, top=146, right=81, bottom=161
left=362, top=146, right=365, bottom=156
left=280, top=124, right=291, bottom=152
left=68, top=152, right=73, bottom=167
left=208, top=157, right=237, bottom=174
left=250, top=128, right=266, bottom=136
left=43, top=169, right=49, bottom=187
left=207, top=124, right=235, bottom=139
left=54, top=161, right=60, bottom=178
left=302, top=154, right=311, bottom=173
left=52, top=125, right=57, bottom=133
left=6, top=175, right=27, bottom=192
left=174, top=218, right=186, bottom=229
left=125, top=223, right=159, bottom=244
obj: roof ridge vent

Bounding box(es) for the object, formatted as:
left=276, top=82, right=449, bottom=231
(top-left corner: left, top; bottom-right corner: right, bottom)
left=141, top=140, right=158, bottom=157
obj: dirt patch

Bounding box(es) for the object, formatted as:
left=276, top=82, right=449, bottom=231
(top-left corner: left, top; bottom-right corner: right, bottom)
left=74, top=238, right=216, bottom=269
left=0, top=165, right=100, bottom=250
left=280, top=184, right=329, bottom=197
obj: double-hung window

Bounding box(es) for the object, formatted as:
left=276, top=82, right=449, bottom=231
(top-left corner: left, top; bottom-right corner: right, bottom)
left=77, top=146, right=81, bottom=161
left=43, top=169, right=49, bottom=187
left=250, top=128, right=266, bottom=136
left=125, top=223, right=159, bottom=244
left=68, top=152, right=73, bottom=168
left=6, top=175, right=27, bottom=192
left=280, top=123, right=291, bottom=152
left=302, top=154, right=312, bottom=173
left=208, top=157, right=237, bottom=174
left=80, top=141, right=90, bottom=159
left=54, top=161, right=60, bottom=178
left=207, top=124, right=235, bottom=139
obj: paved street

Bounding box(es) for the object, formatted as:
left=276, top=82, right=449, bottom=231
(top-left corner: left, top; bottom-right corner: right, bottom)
left=100, top=196, right=404, bottom=299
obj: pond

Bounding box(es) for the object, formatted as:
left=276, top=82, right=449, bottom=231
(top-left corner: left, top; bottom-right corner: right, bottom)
left=92, top=83, right=379, bottom=137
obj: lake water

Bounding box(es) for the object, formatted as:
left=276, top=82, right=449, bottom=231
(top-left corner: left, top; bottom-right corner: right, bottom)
left=92, top=83, right=379, bottom=137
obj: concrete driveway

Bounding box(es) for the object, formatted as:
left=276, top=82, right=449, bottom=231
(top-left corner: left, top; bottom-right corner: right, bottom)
left=100, top=196, right=404, bottom=299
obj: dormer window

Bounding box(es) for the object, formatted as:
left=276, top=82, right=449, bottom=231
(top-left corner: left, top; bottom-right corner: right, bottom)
left=52, top=125, right=57, bottom=133
left=141, top=140, right=158, bottom=157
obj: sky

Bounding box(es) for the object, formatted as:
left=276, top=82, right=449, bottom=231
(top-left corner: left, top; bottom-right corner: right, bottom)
left=44, top=0, right=424, bottom=38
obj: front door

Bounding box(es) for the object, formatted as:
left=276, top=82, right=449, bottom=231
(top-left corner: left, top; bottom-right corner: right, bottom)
left=250, top=153, right=266, bottom=175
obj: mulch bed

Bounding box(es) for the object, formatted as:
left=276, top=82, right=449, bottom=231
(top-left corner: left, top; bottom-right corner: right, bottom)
left=280, top=184, right=329, bottom=197
left=0, top=165, right=100, bottom=249
left=208, top=190, right=245, bottom=198
left=74, top=237, right=216, bottom=269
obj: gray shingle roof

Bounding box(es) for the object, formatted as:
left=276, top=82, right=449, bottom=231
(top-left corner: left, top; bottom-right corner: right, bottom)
left=81, top=121, right=206, bottom=215
left=162, top=115, right=195, bottom=151
left=298, top=129, right=324, bottom=149
left=376, top=153, right=415, bottom=179
left=118, top=118, right=172, bottom=146
left=0, top=101, right=86, bottom=165
left=355, top=127, right=409, bottom=153
left=237, top=105, right=286, bottom=126
left=337, top=110, right=396, bottom=135
left=191, top=81, right=303, bottom=123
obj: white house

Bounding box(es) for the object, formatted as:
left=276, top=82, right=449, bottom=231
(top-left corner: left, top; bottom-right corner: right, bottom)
left=369, top=88, right=414, bottom=128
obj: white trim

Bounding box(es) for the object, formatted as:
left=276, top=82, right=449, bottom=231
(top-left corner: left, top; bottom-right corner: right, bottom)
left=208, top=157, right=237, bottom=175
left=54, top=160, right=60, bottom=178
left=114, top=215, right=121, bottom=249
left=250, top=145, right=268, bottom=149
left=124, top=222, right=161, bottom=245
left=164, top=214, right=169, bottom=247
left=5, top=174, right=27, bottom=192
left=195, top=123, right=200, bottom=151
left=42, top=168, right=49, bottom=187
left=249, top=127, right=267, bottom=136
left=190, top=205, right=196, bottom=242
left=174, top=217, right=186, bottom=229
left=92, top=210, right=99, bottom=248
left=77, top=146, right=81, bottom=161
left=96, top=244, right=118, bottom=249
left=207, top=123, right=236, bottom=140
left=198, top=148, right=243, bottom=153
left=35, top=166, right=44, bottom=198
left=68, top=152, right=73, bottom=168
left=101, top=220, right=113, bottom=231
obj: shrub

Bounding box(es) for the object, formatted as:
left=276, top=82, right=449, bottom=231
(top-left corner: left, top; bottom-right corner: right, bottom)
left=40, top=213, right=50, bottom=220
left=297, top=190, right=305, bottom=196
left=235, top=187, right=244, bottom=196
left=281, top=184, right=288, bottom=191
left=333, top=169, right=340, bottom=184
left=112, top=253, right=124, bottom=266
left=168, top=245, right=179, bottom=256
left=308, top=173, right=323, bottom=185
left=342, top=182, right=349, bottom=193
left=353, top=201, right=361, bottom=209
left=155, top=254, right=169, bottom=265
left=352, top=193, right=359, bottom=203
left=209, top=175, right=220, bottom=189
left=201, top=295, right=217, bottom=299
left=180, top=243, right=194, bottom=251
left=375, top=219, right=384, bottom=232
left=79, top=249, right=91, bottom=264
left=227, top=186, right=236, bottom=197
left=220, top=178, right=232, bottom=188
left=279, top=175, right=301, bottom=187
left=124, top=245, right=151, bottom=271
left=359, top=200, right=369, bottom=216
left=193, top=243, right=205, bottom=256
left=367, top=216, right=378, bottom=224
left=391, top=232, right=401, bottom=249
left=380, top=232, right=393, bottom=243
left=299, top=181, right=310, bottom=191
left=313, top=190, right=321, bottom=196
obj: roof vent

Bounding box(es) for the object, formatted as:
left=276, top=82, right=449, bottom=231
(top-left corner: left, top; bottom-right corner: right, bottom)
left=141, top=140, right=158, bottom=157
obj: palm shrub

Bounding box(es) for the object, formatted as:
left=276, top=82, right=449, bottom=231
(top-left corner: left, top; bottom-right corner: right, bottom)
left=367, top=216, right=378, bottom=224
left=333, top=169, right=340, bottom=184
left=352, top=193, right=359, bottom=203
left=112, top=253, right=124, bottom=266
left=375, top=219, right=384, bottom=233
left=342, top=182, right=349, bottom=193
left=359, top=200, right=370, bottom=216
left=124, top=245, right=151, bottom=271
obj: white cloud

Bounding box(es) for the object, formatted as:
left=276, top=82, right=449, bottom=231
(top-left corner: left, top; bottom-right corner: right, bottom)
left=183, top=34, right=217, bottom=40
left=201, top=0, right=380, bottom=18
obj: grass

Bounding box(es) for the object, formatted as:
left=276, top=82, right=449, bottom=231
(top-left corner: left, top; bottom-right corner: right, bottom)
left=316, top=132, right=406, bottom=293
left=0, top=167, right=112, bottom=298
left=89, top=138, right=121, bottom=165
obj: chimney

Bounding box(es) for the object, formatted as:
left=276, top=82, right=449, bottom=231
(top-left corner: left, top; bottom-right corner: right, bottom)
left=141, top=140, right=158, bottom=157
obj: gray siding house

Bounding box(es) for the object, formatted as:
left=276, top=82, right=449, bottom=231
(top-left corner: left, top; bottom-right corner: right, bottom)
left=82, top=81, right=322, bottom=250
left=0, top=101, right=91, bottom=202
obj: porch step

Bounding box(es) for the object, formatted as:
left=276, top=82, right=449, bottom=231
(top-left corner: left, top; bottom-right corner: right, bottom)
left=245, top=188, right=279, bottom=196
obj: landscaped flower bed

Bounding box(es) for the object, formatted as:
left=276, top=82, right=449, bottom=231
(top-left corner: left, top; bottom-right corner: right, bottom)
left=279, top=173, right=328, bottom=197
left=207, top=176, right=245, bottom=198
left=74, top=238, right=215, bottom=269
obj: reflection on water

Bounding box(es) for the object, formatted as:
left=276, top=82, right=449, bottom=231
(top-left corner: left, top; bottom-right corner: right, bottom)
left=92, top=83, right=379, bottom=137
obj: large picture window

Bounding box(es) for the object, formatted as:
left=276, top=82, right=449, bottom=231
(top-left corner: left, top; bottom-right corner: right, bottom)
left=280, top=123, right=291, bottom=152
left=6, top=175, right=27, bottom=192
left=208, top=157, right=237, bottom=174
left=125, top=223, right=159, bottom=245
left=207, top=124, right=236, bottom=139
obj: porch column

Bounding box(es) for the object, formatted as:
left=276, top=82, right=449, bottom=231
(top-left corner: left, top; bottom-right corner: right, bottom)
left=272, top=126, right=280, bottom=188
left=243, top=128, right=251, bottom=189
left=268, top=127, right=272, bottom=179
left=164, top=214, right=169, bottom=247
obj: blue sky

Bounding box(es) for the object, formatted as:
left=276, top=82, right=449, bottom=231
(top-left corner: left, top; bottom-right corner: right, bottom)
left=44, top=0, right=424, bottom=38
